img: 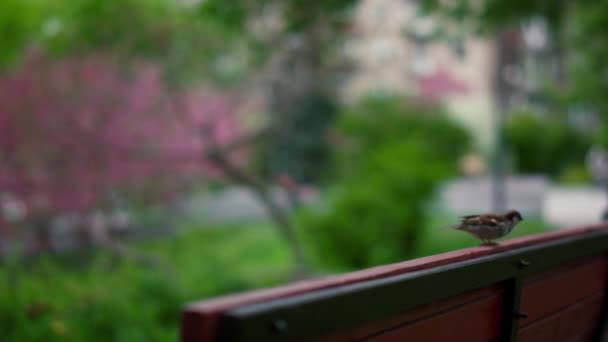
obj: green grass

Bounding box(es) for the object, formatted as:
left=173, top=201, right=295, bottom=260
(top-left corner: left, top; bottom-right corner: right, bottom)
left=0, top=223, right=292, bottom=342
left=139, top=223, right=292, bottom=296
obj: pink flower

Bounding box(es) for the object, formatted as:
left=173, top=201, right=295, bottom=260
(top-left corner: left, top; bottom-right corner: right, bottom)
left=0, top=52, right=246, bottom=223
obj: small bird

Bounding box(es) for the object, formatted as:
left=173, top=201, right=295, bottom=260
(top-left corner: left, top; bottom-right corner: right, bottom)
left=450, top=210, right=524, bottom=245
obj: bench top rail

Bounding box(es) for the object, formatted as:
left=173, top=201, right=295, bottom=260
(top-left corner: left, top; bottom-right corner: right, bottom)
left=182, top=224, right=608, bottom=341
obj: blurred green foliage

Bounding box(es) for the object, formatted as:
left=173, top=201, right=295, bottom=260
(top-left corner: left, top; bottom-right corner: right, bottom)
left=298, top=143, right=448, bottom=270
left=0, top=0, right=249, bottom=85
left=569, top=1, right=608, bottom=149
left=422, top=0, right=567, bottom=32
left=298, top=97, right=471, bottom=270
left=198, top=0, right=355, bottom=33
left=503, top=111, right=591, bottom=178
left=557, top=164, right=592, bottom=185
left=0, top=0, right=45, bottom=67
left=337, top=98, right=472, bottom=169
left=196, top=1, right=358, bottom=183
left=0, top=223, right=291, bottom=342
left=56, top=0, right=182, bottom=55
left=263, top=92, right=338, bottom=183
left=424, top=0, right=608, bottom=150
left=195, top=0, right=357, bottom=86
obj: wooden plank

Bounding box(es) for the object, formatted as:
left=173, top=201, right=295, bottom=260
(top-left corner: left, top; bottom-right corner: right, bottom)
left=315, top=285, right=503, bottom=341
left=517, top=293, right=604, bottom=342
left=181, top=225, right=608, bottom=341
left=363, top=293, right=503, bottom=342
left=568, top=328, right=596, bottom=342
left=519, top=256, right=607, bottom=327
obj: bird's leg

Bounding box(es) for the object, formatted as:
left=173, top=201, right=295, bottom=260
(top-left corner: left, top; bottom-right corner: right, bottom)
left=481, top=239, right=498, bottom=246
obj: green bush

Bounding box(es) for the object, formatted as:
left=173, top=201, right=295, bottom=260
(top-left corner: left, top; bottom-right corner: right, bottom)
left=262, top=92, right=338, bottom=183
left=0, top=257, right=180, bottom=341
left=503, top=111, right=591, bottom=177
left=0, top=224, right=291, bottom=342
left=300, top=142, right=451, bottom=270
left=298, top=97, right=471, bottom=271
left=337, top=97, right=470, bottom=165
left=557, top=164, right=592, bottom=184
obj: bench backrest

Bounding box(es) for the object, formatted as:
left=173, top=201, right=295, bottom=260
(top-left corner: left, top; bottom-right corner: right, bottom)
left=181, top=224, right=608, bottom=341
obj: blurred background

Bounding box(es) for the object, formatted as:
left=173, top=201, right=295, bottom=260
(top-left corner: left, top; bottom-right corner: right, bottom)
left=1, top=0, right=608, bottom=340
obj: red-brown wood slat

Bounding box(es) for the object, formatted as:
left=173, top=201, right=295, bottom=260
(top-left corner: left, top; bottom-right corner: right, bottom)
left=315, top=285, right=503, bottom=341
left=568, top=328, right=597, bottom=342
left=517, top=293, right=604, bottom=342
left=519, top=255, right=608, bottom=328
left=363, top=292, right=503, bottom=342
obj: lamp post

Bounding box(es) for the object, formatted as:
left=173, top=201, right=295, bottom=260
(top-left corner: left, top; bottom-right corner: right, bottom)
left=492, top=27, right=526, bottom=212
left=491, top=31, right=513, bottom=213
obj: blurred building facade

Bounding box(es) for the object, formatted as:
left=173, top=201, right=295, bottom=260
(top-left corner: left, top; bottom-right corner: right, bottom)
left=341, top=0, right=550, bottom=150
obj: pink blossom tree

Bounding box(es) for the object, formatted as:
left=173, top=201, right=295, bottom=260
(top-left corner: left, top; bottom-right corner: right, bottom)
left=0, top=51, right=244, bottom=252
left=0, top=51, right=309, bottom=275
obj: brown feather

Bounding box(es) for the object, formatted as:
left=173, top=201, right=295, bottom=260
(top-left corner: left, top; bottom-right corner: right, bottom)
left=461, top=214, right=502, bottom=226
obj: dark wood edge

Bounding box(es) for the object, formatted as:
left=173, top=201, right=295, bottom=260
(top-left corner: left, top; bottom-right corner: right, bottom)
left=316, top=284, right=504, bottom=341
left=592, top=251, right=608, bottom=342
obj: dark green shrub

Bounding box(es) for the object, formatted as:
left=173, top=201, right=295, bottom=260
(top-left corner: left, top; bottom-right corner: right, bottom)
left=0, top=224, right=290, bottom=342
left=298, top=96, right=471, bottom=270
left=557, top=164, right=592, bottom=184
left=503, top=111, right=591, bottom=177
left=337, top=97, right=470, bottom=164
left=262, top=92, right=338, bottom=183
left=0, top=257, right=183, bottom=342
left=300, top=142, right=451, bottom=270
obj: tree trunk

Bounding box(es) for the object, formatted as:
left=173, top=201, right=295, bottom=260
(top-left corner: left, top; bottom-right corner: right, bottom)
left=32, top=217, right=53, bottom=255
left=265, top=27, right=327, bottom=181
left=492, top=27, right=528, bottom=212
left=491, top=31, right=512, bottom=213
left=207, top=148, right=311, bottom=278
left=249, top=186, right=310, bottom=279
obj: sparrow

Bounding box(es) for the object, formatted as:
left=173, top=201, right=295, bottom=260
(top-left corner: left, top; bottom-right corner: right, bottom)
left=450, top=210, right=523, bottom=245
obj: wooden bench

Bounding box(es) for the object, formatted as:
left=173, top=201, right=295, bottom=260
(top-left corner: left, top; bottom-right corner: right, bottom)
left=181, top=224, right=608, bottom=341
